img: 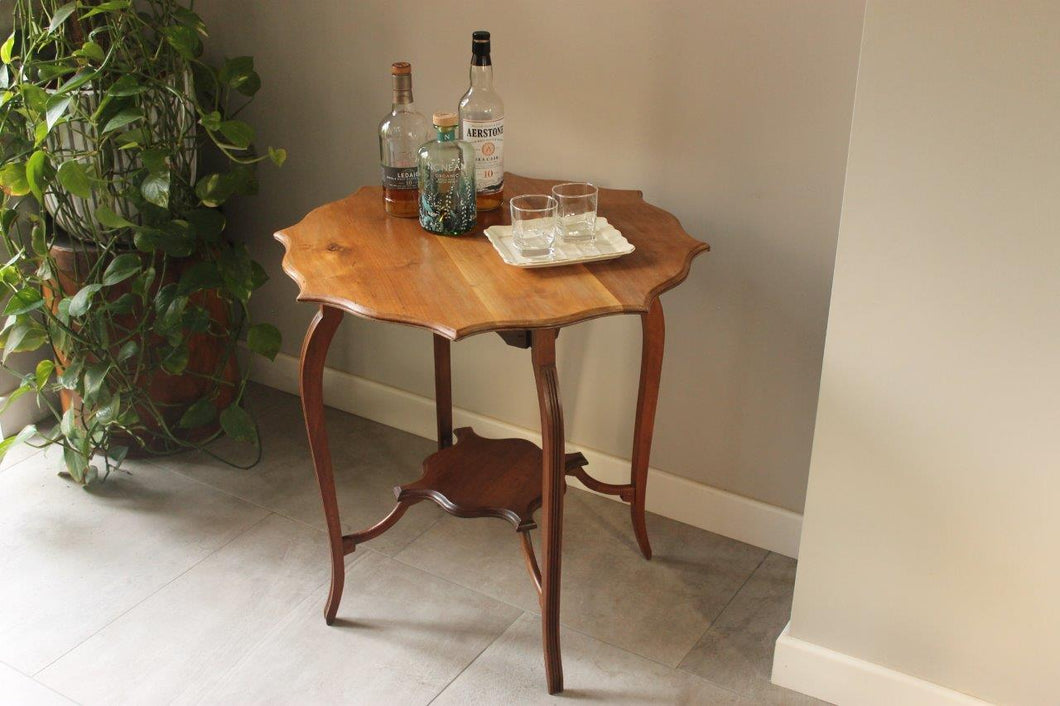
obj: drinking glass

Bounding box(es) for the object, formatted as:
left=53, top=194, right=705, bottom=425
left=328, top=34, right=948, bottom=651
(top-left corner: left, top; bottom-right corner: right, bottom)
left=509, top=194, right=558, bottom=258
left=552, top=182, right=598, bottom=242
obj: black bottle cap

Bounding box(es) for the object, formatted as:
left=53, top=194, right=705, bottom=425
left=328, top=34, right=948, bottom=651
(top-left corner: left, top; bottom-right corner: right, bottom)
left=472, top=30, right=490, bottom=57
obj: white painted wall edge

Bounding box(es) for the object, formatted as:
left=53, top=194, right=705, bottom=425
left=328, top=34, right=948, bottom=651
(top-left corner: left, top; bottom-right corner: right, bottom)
left=0, top=388, right=49, bottom=439
left=772, top=623, right=995, bottom=706
left=247, top=350, right=802, bottom=558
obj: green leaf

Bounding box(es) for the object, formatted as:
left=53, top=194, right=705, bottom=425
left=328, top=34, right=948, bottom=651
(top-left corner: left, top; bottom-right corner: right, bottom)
left=161, top=343, right=189, bottom=374
left=108, top=292, right=136, bottom=314
left=179, top=398, right=217, bottom=429
left=247, top=323, right=282, bottom=361
left=133, top=227, right=161, bottom=253
left=173, top=6, right=206, bottom=32
left=182, top=305, right=211, bottom=333
left=31, top=223, right=47, bottom=256
left=96, top=392, right=121, bottom=423
left=219, top=56, right=260, bottom=96
left=268, top=147, right=287, bottom=167
left=0, top=163, right=29, bottom=197
left=60, top=406, right=77, bottom=438
left=34, top=359, right=54, bottom=390
left=58, top=358, right=82, bottom=389
left=0, top=424, right=37, bottom=461
left=37, top=63, right=75, bottom=83
left=117, top=340, right=139, bottom=362
left=178, top=261, right=222, bottom=294
left=102, top=253, right=141, bottom=286
left=69, top=283, right=102, bottom=317
left=0, top=207, right=14, bottom=232
left=96, top=205, right=135, bottom=229
left=57, top=160, right=92, bottom=198
left=158, top=220, right=194, bottom=257
left=3, top=287, right=43, bottom=316
left=79, top=0, right=131, bottom=19
left=1, top=35, right=14, bottom=64
left=74, top=41, right=105, bottom=63
left=102, top=108, right=143, bottom=134
left=45, top=94, right=72, bottom=131
left=82, top=362, right=108, bottom=404
left=194, top=173, right=232, bottom=207
left=25, top=151, right=49, bottom=202
left=156, top=291, right=188, bottom=333
left=4, top=322, right=47, bottom=359
left=185, top=208, right=225, bottom=241
left=57, top=70, right=96, bottom=95
left=218, top=120, right=254, bottom=149
left=63, top=445, right=87, bottom=483
left=199, top=110, right=222, bottom=132
left=107, top=445, right=129, bottom=467
left=140, top=172, right=170, bottom=208
left=219, top=404, right=257, bottom=443
left=107, top=75, right=147, bottom=98
left=0, top=384, right=31, bottom=415
left=21, top=85, right=47, bottom=114
left=48, top=3, right=78, bottom=33
left=163, top=25, right=202, bottom=60
left=140, top=148, right=169, bottom=175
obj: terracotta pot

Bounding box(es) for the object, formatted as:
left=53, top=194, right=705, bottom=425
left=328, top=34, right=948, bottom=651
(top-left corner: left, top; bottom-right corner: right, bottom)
left=47, top=240, right=239, bottom=453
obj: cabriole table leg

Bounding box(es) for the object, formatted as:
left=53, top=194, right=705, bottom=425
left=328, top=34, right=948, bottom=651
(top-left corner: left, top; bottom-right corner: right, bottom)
left=631, top=297, right=665, bottom=560
left=299, top=305, right=345, bottom=624
left=532, top=328, right=565, bottom=694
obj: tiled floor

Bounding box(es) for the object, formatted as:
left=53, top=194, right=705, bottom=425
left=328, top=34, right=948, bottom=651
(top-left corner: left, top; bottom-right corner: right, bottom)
left=3, top=385, right=826, bottom=705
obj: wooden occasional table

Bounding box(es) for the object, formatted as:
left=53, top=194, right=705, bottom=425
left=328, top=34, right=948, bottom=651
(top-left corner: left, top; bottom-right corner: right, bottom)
left=276, top=174, right=708, bottom=694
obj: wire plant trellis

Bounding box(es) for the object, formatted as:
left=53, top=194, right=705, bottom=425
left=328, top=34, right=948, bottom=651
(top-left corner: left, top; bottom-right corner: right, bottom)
left=0, top=0, right=287, bottom=483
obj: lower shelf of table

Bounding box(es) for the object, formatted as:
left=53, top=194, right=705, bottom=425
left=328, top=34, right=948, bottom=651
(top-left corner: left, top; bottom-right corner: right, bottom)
left=398, top=427, right=588, bottom=532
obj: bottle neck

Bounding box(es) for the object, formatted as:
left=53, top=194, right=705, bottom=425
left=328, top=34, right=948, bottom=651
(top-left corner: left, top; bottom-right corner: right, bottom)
left=436, top=126, right=457, bottom=142
left=392, top=74, right=413, bottom=107
left=469, top=64, right=493, bottom=89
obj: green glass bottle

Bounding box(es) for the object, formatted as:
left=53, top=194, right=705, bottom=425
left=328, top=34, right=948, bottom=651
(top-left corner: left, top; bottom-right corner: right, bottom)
left=417, top=112, right=477, bottom=235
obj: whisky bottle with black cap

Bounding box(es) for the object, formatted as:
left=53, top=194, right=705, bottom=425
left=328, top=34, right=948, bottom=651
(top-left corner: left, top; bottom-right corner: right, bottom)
left=458, top=30, right=504, bottom=212
left=379, top=62, right=430, bottom=217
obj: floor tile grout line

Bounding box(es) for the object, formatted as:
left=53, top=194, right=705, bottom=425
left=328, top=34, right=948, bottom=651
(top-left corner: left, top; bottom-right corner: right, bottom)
left=31, top=511, right=276, bottom=681
left=391, top=543, right=739, bottom=675
left=139, top=456, right=327, bottom=531
left=0, top=445, right=46, bottom=476
left=425, top=610, right=528, bottom=705
left=189, top=547, right=396, bottom=700
left=143, top=454, right=448, bottom=551
left=1, top=658, right=84, bottom=705
left=672, top=550, right=773, bottom=672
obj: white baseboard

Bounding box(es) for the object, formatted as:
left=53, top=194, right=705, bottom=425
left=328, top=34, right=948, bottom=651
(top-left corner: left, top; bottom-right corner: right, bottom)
left=247, top=351, right=803, bottom=558
left=772, top=623, right=994, bottom=705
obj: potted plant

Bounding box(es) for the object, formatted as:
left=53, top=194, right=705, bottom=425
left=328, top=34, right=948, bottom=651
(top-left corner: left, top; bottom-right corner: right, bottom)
left=0, top=0, right=286, bottom=483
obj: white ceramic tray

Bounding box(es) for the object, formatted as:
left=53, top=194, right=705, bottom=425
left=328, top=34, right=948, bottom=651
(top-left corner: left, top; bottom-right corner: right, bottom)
left=484, top=217, right=635, bottom=268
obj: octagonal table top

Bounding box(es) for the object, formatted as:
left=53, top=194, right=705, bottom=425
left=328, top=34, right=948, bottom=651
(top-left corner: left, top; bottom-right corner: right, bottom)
left=275, top=173, right=709, bottom=340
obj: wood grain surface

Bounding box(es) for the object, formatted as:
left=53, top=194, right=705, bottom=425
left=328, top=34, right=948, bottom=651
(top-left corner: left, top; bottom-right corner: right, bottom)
left=275, top=174, right=709, bottom=340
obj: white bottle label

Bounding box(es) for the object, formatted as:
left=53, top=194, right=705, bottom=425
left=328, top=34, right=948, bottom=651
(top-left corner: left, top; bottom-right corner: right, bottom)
left=461, top=118, right=504, bottom=190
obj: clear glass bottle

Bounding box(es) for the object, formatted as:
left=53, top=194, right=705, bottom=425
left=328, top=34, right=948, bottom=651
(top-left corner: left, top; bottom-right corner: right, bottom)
left=379, top=62, right=431, bottom=217
left=417, top=112, right=477, bottom=235
left=458, top=30, right=504, bottom=212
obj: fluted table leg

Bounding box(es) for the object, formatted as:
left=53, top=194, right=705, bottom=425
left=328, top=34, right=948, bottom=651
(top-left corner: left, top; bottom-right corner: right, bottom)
left=532, top=328, right=565, bottom=694
left=299, top=305, right=345, bottom=624
left=631, top=297, right=665, bottom=560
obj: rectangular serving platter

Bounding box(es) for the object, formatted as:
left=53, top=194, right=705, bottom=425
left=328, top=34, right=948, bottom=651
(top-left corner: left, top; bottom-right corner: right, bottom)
left=484, top=216, right=635, bottom=268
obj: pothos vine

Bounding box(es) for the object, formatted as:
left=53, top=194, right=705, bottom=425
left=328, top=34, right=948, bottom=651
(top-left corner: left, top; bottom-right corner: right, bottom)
left=0, top=0, right=285, bottom=482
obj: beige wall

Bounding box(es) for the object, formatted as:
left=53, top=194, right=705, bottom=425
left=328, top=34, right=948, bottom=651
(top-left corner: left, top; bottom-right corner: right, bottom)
left=199, top=0, right=865, bottom=513
left=787, top=1, right=1060, bottom=703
